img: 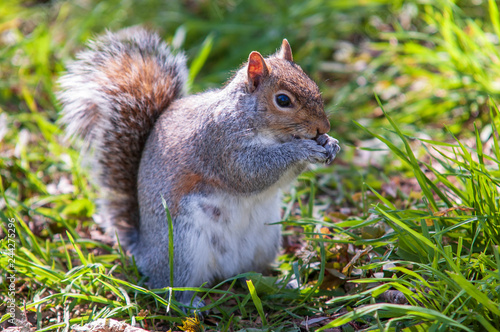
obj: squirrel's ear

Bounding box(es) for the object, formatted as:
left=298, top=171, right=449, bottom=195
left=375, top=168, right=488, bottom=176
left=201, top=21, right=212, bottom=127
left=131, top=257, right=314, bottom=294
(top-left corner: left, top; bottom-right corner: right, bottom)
left=278, top=39, right=293, bottom=62
left=247, top=51, right=269, bottom=92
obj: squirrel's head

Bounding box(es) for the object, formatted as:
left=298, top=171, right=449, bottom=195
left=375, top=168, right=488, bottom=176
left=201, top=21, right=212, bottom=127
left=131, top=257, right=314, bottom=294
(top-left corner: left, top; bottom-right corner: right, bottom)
left=245, top=39, right=330, bottom=142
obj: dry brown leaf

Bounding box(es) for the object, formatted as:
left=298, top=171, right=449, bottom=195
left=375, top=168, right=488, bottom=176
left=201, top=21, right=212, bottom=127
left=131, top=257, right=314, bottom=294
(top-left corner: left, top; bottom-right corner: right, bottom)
left=342, top=245, right=373, bottom=275
left=434, top=206, right=475, bottom=217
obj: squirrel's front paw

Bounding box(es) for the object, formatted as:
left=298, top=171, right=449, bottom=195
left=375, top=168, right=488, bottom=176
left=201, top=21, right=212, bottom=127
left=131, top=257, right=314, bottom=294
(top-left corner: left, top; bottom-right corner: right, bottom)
left=316, top=134, right=340, bottom=164
left=294, top=139, right=329, bottom=164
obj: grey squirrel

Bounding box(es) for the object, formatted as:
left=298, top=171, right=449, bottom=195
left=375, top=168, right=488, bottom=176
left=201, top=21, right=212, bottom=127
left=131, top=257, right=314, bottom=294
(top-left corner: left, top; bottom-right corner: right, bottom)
left=58, top=27, right=340, bottom=308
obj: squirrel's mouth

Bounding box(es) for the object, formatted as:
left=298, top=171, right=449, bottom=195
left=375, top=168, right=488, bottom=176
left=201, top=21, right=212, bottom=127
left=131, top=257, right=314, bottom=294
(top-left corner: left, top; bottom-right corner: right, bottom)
left=292, top=133, right=316, bottom=140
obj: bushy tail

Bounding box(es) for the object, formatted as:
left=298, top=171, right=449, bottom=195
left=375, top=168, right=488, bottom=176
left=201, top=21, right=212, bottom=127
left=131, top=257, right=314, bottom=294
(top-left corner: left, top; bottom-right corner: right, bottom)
left=58, top=27, right=187, bottom=247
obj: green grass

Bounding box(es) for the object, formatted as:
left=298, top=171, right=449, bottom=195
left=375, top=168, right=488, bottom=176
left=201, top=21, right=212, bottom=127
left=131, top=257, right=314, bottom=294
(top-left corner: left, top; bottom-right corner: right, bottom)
left=326, top=100, right=500, bottom=331
left=1, top=0, right=500, bottom=331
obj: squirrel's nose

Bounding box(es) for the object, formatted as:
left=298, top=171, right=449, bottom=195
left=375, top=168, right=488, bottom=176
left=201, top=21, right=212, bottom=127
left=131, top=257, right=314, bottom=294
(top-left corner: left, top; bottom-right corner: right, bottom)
left=317, top=117, right=331, bottom=135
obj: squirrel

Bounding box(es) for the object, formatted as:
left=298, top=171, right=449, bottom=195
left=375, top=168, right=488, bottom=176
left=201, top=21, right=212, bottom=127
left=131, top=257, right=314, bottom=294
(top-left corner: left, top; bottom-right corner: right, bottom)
left=58, top=27, right=340, bottom=308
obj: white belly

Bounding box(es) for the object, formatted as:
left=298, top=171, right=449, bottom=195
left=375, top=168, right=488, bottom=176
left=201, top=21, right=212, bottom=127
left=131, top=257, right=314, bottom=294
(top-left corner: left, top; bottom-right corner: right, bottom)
left=186, top=187, right=282, bottom=285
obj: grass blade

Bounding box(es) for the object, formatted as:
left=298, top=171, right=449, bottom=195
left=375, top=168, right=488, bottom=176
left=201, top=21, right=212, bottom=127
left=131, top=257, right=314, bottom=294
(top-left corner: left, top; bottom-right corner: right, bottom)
left=246, top=279, right=268, bottom=326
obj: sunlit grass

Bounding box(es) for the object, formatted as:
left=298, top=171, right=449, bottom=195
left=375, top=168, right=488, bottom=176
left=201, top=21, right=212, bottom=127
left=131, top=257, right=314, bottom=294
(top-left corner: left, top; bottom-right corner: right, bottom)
left=1, top=0, right=500, bottom=330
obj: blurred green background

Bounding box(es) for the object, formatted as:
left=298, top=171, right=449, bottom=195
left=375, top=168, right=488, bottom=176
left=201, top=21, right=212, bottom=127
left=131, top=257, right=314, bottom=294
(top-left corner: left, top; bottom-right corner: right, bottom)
left=2, top=0, right=499, bottom=143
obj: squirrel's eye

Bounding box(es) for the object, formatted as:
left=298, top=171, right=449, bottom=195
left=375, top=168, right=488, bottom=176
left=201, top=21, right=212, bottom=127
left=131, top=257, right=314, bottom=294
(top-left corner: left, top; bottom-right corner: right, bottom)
left=275, top=94, right=292, bottom=108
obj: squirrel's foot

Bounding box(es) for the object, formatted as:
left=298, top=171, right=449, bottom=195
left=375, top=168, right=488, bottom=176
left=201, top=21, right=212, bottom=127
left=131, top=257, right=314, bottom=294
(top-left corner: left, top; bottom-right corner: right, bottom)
left=316, top=134, right=340, bottom=164
left=180, top=295, right=207, bottom=317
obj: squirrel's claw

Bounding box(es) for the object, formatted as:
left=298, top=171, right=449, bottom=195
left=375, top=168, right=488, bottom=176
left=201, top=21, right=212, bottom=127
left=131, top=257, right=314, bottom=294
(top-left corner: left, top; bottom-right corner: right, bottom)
left=316, top=134, right=340, bottom=164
